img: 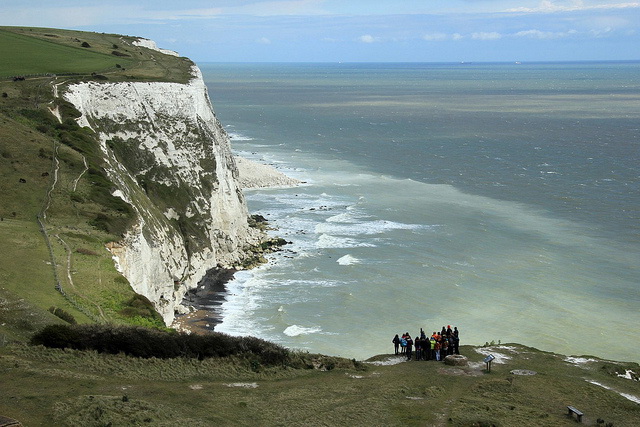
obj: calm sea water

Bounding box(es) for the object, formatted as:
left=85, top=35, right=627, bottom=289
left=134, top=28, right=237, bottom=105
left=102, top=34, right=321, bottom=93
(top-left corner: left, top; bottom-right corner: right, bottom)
left=200, top=62, right=639, bottom=362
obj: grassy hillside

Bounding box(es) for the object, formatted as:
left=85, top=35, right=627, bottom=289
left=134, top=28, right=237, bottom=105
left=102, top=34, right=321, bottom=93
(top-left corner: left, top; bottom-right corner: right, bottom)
left=0, top=27, right=200, bottom=341
left=1, top=342, right=638, bottom=426
left=0, top=28, right=132, bottom=77
left=0, top=26, right=194, bottom=82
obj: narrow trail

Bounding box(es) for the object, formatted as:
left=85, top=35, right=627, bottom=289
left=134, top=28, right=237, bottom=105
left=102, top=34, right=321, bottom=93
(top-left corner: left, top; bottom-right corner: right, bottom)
left=55, top=234, right=108, bottom=322
left=41, top=144, right=59, bottom=223
left=37, top=78, right=106, bottom=323
left=71, top=155, right=88, bottom=192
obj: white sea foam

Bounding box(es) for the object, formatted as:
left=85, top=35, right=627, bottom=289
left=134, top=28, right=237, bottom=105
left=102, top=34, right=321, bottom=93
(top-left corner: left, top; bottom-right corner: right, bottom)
left=284, top=325, right=322, bottom=336
left=316, top=234, right=376, bottom=249
left=316, top=219, right=426, bottom=236
left=326, top=212, right=357, bottom=223
left=337, top=255, right=360, bottom=265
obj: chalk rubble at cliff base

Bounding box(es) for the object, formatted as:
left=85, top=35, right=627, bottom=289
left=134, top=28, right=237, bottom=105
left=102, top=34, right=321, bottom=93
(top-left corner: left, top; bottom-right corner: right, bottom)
left=234, top=156, right=301, bottom=189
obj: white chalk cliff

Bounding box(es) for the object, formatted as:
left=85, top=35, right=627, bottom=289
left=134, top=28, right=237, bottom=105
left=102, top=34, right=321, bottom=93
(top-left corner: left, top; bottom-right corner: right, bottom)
left=63, top=61, right=264, bottom=325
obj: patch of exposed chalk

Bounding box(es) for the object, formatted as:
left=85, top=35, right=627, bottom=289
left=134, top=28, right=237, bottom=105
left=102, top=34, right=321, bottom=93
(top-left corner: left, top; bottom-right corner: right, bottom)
left=224, top=382, right=258, bottom=389
left=617, top=369, right=639, bottom=381
left=365, top=356, right=406, bottom=366
left=132, top=38, right=180, bottom=57
left=347, top=374, right=365, bottom=379
left=564, top=356, right=599, bottom=365
left=586, top=380, right=640, bottom=404
left=164, top=208, right=180, bottom=221
left=474, top=346, right=518, bottom=364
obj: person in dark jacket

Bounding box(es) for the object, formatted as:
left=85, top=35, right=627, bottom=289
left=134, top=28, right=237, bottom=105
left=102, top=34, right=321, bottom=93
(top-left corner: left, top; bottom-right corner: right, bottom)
left=453, top=327, right=460, bottom=354
left=392, top=334, right=400, bottom=355
left=405, top=336, right=414, bottom=360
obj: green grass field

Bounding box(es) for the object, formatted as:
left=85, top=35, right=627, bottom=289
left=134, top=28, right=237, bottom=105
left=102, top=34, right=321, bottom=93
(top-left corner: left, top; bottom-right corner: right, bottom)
left=0, top=28, right=129, bottom=77
left=0, top=26, right=194, bottom=83
left=0, top=343, right=638, bottom=426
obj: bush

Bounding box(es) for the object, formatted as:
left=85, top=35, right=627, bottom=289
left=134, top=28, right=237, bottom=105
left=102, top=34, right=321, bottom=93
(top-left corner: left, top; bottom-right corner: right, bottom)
left=48, top=306, right=77, bottom=324
left=30, top=324, right=291, bottom=366
left=118, top=294, right=163, bottom=326
left=75, top=248, right=98, bottom=256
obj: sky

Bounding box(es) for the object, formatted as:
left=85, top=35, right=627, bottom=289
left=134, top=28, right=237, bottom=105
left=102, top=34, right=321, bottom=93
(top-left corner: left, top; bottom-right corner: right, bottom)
left=1, top=1, right=639, bottom=62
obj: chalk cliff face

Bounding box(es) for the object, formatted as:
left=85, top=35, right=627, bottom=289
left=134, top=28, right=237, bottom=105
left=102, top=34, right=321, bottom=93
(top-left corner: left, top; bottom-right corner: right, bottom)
left=63, top=64, right=262, bottom=325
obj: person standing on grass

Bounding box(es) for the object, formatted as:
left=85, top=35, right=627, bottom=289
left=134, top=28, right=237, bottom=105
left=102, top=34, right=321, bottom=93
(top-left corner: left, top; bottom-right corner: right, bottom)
left=442, top=336, right=449, bottom=357
left=405, top=335, right=413, bottom=360
left=392, top=334, right=400, bottom=355
left=453, top=327, right=460, bottom=354
left=430, top=336, right=436, bottom=360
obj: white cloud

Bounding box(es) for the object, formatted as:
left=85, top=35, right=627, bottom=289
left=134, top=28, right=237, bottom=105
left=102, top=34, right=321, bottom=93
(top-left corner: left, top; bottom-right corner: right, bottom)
left=506, top=1, right=640, bottom=13
left=256, top=37, right=272, bottom=44
left=514, top=29, right=577, bottom=38
left=358, top=34, right=380, bottom=43
left=452, top=33, right=464, bottom=40
left=590, top=26, right=615, bottom=37
left=423, top=32, right=448, bottom=41
left=221, top=0, right=328, bottom=16
left=471, top=31, right=502, bottom=40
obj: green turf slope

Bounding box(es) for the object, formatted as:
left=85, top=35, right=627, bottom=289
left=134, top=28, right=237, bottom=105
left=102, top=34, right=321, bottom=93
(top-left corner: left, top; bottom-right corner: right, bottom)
left=0, top=28, right=131, bottom=77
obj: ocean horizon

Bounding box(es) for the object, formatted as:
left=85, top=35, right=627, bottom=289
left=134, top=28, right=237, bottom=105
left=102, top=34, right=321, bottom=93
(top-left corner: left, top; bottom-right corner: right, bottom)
left=198, top=61, right=639, bottom=362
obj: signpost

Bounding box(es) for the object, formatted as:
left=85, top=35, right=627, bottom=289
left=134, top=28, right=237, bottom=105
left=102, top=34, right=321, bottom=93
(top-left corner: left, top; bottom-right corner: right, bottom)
left=484, top=354, right=495, bottom=372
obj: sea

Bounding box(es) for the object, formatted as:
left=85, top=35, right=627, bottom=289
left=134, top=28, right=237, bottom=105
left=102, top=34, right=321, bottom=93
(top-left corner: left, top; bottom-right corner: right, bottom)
left=198, top=62, right=639, bottom=363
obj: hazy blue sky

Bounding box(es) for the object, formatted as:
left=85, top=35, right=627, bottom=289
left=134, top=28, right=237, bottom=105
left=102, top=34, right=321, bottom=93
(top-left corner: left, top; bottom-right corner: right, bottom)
left=2, top=1, right=639, bottom=62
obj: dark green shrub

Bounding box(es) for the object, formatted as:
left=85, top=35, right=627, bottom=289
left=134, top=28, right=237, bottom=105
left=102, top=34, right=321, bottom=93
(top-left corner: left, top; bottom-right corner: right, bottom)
left=30, top=324, right=291, bottom=366
left=56, top=100, right=83, bottom=119
left=75, top=248, right=98, bottom=256
left=48, top=306, right=77, bottom=324
left=31, top=324, right=83, bottom=348
left=118, top=294, right=163, bottom=325
left=69, top=192, right=84, bottom=203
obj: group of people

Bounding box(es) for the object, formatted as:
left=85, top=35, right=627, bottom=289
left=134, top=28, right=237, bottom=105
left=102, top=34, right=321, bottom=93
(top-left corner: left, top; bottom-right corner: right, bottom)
left=392, top=325, right=460, bottom=361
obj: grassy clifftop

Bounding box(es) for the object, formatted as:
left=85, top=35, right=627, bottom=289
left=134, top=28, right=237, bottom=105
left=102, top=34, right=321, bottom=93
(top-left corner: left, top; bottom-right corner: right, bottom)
left=0, top=26, right=194, bottom=82
left=1, top=341, right=639, bottom=426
